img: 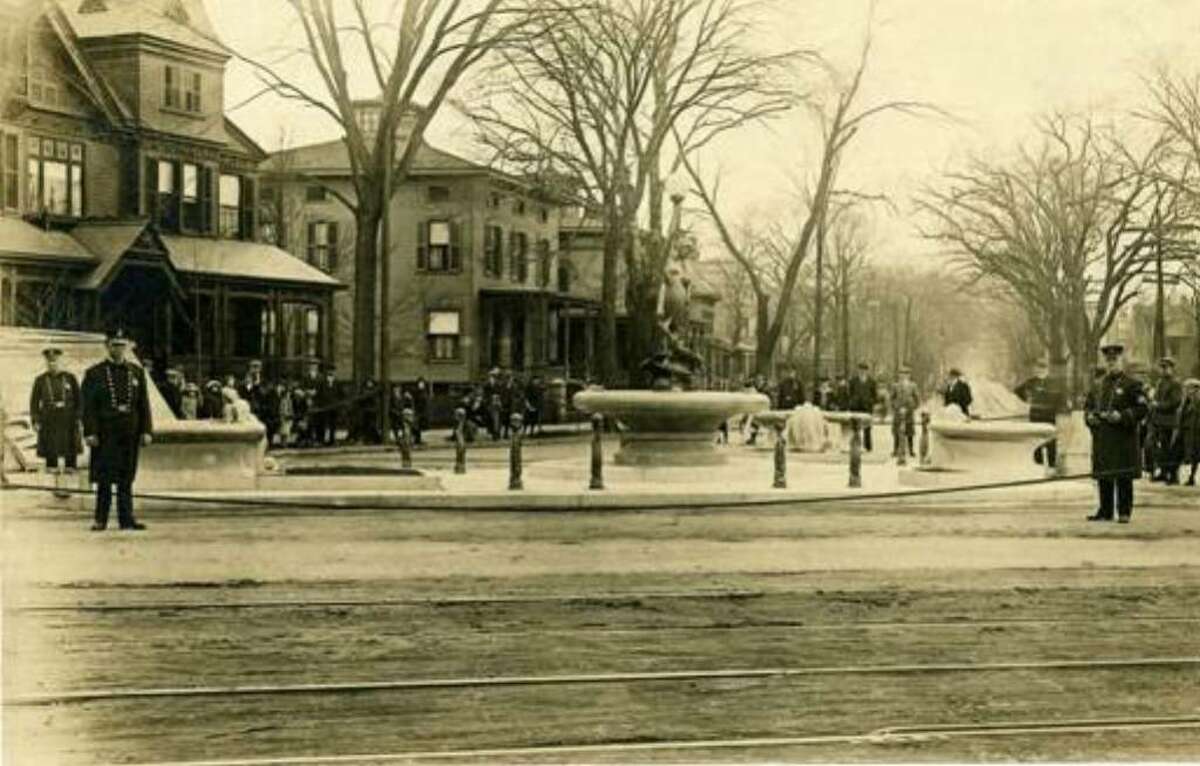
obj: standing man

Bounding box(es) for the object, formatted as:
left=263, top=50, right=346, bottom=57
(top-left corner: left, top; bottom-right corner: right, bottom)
left=81, top=329, right=152, bottom=531
left=237, top=359, right=266, bottom=423
left=890, top=365, right=921, bottom=459
left=943, top=368, right=974, bottom=418
left=1150, top=357, right=1183, bottom=485
left=30, top=347, right=82, bottom=489
left=1085, top=343, right=1149, bottom=524
left=1016, top=362, right=1060, bottom=467
left=314, top=364, right=339, bottom=446
left=847, top=362, right=878, bottom=452
left=412, top=377, right=430, bottom=446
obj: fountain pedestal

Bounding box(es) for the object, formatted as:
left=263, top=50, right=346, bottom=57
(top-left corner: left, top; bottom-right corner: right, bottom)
left=573, top=389, right=769, bottom=466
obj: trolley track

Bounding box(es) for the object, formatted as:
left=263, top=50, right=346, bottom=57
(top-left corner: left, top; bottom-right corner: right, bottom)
left=118, top=715, right=1200, bottom=766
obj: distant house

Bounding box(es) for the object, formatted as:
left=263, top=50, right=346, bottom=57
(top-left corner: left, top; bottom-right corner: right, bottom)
left=0, top=0, right=342, bottom=381
left=263, top=101, right=608, bottom=408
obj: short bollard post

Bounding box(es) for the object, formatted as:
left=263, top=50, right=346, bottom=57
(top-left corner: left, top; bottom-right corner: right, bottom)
left=919, top=411, right=931, bottom=467
left=508, top=413, right=524, bottom=490
left=589, top=413, right=605, bottom=490
left=895, top=409, right=908, bottom=467
left=848, top=415, right=863, bottom=489
left=773, top=421, right=787, bottom=489
left=453, top=408, right=467, bottom=474
left=398, top=408, right=414, bottom=469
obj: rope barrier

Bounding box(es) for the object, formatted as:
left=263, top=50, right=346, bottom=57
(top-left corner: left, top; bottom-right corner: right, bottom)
left=0, top=464, right=1156, bottom=514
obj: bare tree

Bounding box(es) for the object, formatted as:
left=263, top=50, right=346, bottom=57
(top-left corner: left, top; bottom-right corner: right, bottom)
left=917, top=113, right=1185, bottom=396
left=468, top=0, right=800, bottom=383
left=174, top=0, right=536, bottom=383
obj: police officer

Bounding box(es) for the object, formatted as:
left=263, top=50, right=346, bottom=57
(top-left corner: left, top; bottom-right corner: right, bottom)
left=30, top=347, right=82, bottom=491
left=1085, top=343, right=1148, bottom=524
left=890, top=365, right=920, bottom=459
left=81, top=329, right=152, bottom=531
left=1016, top=362, right=1061, bottom=467
left=1150, top=356, right=1183, bottom=485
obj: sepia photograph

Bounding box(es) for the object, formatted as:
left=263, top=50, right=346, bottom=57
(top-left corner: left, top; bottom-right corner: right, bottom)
left=1, top=0, right=1199, bottom=763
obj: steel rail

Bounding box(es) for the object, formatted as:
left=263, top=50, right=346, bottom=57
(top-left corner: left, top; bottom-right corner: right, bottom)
left=117, top=715, right=1200, bottom=765
left=11, top=656, right=1200, bottom=707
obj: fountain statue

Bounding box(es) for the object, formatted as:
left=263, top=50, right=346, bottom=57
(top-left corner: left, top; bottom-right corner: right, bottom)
left=572, top=194, right=768, bottom=466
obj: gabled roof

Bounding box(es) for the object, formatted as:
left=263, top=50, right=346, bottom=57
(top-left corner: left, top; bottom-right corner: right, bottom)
left=266, top=137, right=485, bottom=177
left=57, top=0, right=227, bottom=59
left=0, top=217, right=96, bottom=263
left=71, top=220, right=167, bottom=290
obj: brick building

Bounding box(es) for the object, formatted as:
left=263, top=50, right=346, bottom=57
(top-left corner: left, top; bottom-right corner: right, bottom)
left=0, top=0, right=341, bottom=381
left=263, top=102, right=608, bottom=408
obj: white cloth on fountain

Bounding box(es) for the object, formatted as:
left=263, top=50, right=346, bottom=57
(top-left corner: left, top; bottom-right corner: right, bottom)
left=786, top=403, right=833, bottom=452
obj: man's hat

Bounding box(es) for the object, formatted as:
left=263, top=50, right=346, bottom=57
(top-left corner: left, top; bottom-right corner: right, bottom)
left=1158, top=356, right=1176, bottom=368
left=183, top=382, right=200, bottom=393
left=948, top=367, right=963, bottom=376
left=105, top=327, right=130, bottom=345
left=42, top=346, right=63, bottom=359
left=1183, top=378, right=1200, bottom=390
left=322, top=363, right=336, bottom=373
left=1100, top=343, right=1124, bottom=358
left=857, top=362, right=870, bottom=370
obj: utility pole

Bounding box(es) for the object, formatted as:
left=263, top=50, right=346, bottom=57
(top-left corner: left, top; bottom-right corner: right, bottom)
left=811, top=210, right=826, bottom=390
left=379, top=130, right=394, bottom=440
left=1153, top=234, right=1166, bottom=362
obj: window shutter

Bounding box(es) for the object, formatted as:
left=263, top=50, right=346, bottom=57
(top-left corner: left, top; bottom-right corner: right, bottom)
left=450, top=220, right=462, bottom=272
left=327, top=222, right=339, bottom=273
left=416, top=219, right=428, bottom=270
left=144, top=157, right=158, bottom=222
left=508, top=231, right=518, bottom=281
left=306, top=221, right=317, bottom=266
left=240, top=177, right=256, bottom=240
left=199, top=166, right=213, bottom=234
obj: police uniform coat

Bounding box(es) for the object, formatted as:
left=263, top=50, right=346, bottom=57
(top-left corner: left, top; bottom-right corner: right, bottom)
left=1085, top=371, right=1148, bottom=480
left=81, top=360, right=153, bottom=484
left=1151, top=377, right=1183, bottom=428
left=30, top=371, right=82, bottom=461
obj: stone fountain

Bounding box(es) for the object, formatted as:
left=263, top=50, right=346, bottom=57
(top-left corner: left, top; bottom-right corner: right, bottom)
left=572, top=211, right=768, bottom=466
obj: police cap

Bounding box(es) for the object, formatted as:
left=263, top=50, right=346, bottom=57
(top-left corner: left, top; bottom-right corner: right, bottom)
left=1100, top=343, right=1124, bottom=358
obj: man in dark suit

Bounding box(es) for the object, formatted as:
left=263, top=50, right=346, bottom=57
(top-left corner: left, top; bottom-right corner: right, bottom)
left=846, top=362, right=878, bottom=451
left=1150, top=356, right=1183, bottom=484
left=30, top=347, right=82, bottom=491
left=942, top=368, right=974, bottom=418
left=1015, top=362, right=1060, bottom=467
left=1085, top=343, right=1149, bottom=523
left=314, top=364, right=339, bottom=446
left=81, top=329, right=152, bottom=531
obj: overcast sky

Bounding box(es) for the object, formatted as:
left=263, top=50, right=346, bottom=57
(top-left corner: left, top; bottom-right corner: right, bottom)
left=209, top=0, right=1200, bottom=266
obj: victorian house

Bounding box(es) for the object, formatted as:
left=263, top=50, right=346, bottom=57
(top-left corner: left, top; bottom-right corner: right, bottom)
left=0, top=0, right=341, bottom=381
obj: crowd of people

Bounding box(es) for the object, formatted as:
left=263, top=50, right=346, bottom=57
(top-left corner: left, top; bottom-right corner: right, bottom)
left=728, top=363, right=972, bottom=460
left=454, top=368, right=547, bottom=443
left=1132, top=356, right=1200, bottom=487
left=143, top=358, right=442, bottom=451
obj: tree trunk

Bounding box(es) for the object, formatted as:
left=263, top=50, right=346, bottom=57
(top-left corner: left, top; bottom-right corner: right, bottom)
left=353, top=201, right=383, bottom=384
left=754, top=292, right=771, bottom=377
left=597, top=216, right=620, bottom=385
left=810, top=213, right=826, bottom=391
left=1047, top=308, right=1070, bottom=411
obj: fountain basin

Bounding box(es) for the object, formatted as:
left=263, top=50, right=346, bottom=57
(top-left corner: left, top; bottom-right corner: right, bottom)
left=573, top=389, right=769, bottom=466
left=823, top=411, right=874, bottom=452
left=925, top=419, right=1056, bottom=478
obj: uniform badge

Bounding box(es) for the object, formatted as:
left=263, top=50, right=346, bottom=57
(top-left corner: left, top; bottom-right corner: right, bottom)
left=1116, top=387, right=1123, bottom=396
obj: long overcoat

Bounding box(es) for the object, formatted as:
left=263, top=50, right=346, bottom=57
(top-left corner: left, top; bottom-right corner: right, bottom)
left=1085, top=371, right=1148, bottom=480
left=81, top=360, right=153, bottom=484
left=30, top=371, right=82, bottom=461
